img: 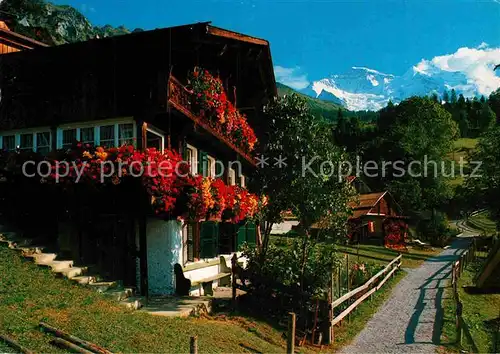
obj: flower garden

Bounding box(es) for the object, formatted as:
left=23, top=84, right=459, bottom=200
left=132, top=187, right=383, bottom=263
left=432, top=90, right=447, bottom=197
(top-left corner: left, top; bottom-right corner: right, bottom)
left=187, top=68, right=258, bottom=154
left=4, top=143, right=264, bottom=224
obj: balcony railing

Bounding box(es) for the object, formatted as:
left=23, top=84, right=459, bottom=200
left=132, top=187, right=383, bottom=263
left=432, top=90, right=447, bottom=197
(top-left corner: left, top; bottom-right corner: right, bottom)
left=167, top=75, right=256, bottom=166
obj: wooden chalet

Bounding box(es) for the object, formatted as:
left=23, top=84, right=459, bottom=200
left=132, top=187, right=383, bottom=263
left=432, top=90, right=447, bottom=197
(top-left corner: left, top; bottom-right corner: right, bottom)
left=0, top=22, right=276, bottom=296
left=306, top=177, right=409, bottom=246
left=347, top=191, right=409, bottom=244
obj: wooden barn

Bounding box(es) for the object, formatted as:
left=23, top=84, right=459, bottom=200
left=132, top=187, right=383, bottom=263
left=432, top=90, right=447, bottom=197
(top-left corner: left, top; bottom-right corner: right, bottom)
left=0, top=22, right=276, bottom=297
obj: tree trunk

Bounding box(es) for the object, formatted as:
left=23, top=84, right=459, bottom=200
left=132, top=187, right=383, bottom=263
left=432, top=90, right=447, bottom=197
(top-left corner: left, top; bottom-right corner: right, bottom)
left=299, top=228, right=311, bottom=293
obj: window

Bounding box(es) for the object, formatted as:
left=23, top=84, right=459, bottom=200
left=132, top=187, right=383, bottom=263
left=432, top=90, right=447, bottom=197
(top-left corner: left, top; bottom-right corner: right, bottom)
left=36, top=132, right=51, bottom=155
left=185, top=144, right=198, bottom=175
left=2, top=135, right=15, bottom=151
left=183, top=222, right=199, bottom=263
left=240, top=174, right=246, bottom=188
left=62, top=129, right=77, bottom=149
left=118, top=123, right=134, bottom=146
left=99, top=125, right=115, bottom=147
left=80, top=127, right=95, bottom=145
left=146, top=127, right=164, bottom=152
left=207, top=156, right=216, bottom=178
left=19, top=133, right=33, bottom=152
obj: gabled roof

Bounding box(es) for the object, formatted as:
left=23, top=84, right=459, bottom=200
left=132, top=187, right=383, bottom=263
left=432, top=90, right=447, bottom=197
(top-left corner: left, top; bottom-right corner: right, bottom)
left=349, top=191, right=387, bottom=210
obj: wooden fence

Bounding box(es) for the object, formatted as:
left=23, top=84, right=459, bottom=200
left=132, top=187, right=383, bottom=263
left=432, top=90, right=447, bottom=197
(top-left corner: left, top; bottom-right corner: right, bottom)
left=325, top=254, right=402, bottom=344
left=451, top=239, right=479, bottom=352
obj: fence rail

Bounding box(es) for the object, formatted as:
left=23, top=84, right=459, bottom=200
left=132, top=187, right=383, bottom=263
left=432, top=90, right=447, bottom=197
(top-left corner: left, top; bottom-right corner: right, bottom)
left=326, top=254, right=402, bottom=343
left=451, top=239, right=479, bottom=352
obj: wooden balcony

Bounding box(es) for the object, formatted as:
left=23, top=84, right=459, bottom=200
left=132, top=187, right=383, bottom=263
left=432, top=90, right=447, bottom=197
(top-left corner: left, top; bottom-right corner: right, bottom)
left=167, top=75, right=256, bottom=166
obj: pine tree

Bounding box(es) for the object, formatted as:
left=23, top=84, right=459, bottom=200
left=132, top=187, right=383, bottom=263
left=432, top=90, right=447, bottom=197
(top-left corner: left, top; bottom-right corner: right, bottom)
left=450, top=89, right=458, bottom=105
left=443, top=90, right=450, bottom=103
left=479, top=102, right=496, bottom=131
left=430, top=93, right=439, bottom=103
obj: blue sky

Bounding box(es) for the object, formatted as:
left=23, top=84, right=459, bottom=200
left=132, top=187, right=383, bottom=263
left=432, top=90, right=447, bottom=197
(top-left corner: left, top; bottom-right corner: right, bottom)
left=55, top=0, right=500, bottom=89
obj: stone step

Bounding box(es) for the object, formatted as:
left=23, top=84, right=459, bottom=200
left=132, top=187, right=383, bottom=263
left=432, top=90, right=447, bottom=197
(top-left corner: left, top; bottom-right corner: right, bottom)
left=104, top=287, right=135, bottom=302
left=71, top=275, right=102, bottom=285
left=53, top=266, right=88, bottom=279
left=87, top=281, right=119, bottom=293
left=120, top=296, right=144, bottom=310
left=18, top=246, right=46, bottom=255
left=37, top=260, right=74, bottom=271
left=31, top=253, right=58, bottom=264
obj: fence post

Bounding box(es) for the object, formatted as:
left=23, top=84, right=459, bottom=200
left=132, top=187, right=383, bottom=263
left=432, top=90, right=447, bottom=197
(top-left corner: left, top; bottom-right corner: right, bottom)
left=190, top=336, right=198, bottom=354
left=456, top=301, right=463, bottom=346
left=326, top=268, right=334, bottom=344
left=287, top=312, right=296, bottom=354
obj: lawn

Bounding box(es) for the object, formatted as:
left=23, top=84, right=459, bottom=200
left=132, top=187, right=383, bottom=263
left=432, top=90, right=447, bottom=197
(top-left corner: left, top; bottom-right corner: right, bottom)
left=271, top=235, right=441, bottom=268
left=0, top=244, right=289, bottom=353
left=467, top=210, right=497, bottom=234
left=441, top=256, right=500, bottom=353
left=446, top=138, right=478, bottom=188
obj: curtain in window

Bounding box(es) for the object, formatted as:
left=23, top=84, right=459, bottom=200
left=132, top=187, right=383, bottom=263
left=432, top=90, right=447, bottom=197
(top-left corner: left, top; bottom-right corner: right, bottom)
left=100, top=125, right=114, bottom=147
left=20, top=134, right=33, bottom=151
left=80, top=127, right=94, bottom=145
left=62, top=129, right=77, bottom=149
left=36, top=132, right=51, bottom=155
left=2, top=136, right=15, bottom=151
left=118, top=123, right=134, bottom=146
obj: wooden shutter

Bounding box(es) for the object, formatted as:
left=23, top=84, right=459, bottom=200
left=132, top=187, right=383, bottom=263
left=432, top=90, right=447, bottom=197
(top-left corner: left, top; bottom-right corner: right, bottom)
left=246, top=221, right=257, bottom=247
left=198, top=150, right=208, bottom=177
left=236, top=223, right=247, bottom=250
left=200, top=221, right=218, bottom=258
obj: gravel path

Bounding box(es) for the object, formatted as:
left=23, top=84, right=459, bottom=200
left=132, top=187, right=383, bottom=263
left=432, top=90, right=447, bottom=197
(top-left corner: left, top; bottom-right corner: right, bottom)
left=339, top=238, right=471, bottom=354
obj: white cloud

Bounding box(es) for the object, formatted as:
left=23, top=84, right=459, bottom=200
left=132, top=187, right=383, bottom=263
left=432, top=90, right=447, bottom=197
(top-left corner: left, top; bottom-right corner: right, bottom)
left=415, top=46, right=500, bottom=96
left=274, top=66, right=310, bottom=90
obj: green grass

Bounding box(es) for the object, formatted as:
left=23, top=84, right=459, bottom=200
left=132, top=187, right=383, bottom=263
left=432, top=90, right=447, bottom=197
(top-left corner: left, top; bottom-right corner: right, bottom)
left=271, top=235, right=441, bottom=269
left=446, top=138, right=478, bottom=188
left=328, top=271, right=406, bottom=351
left=453, top=138, right=478, bottom=151
left=0, top=245, right=289, bottom=353
left=441, top=257, right=500, bottom=353
left=467, top=211, right=497, bottom=234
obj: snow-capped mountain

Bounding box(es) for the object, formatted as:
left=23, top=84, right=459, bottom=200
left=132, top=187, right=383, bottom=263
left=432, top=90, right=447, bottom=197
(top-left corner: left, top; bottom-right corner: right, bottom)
left=301, top=46, right=500, bottom=111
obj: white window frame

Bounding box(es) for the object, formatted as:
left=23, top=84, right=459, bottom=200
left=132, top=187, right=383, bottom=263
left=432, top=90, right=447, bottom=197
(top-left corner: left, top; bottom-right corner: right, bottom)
left=186, top=143, right=198, bottom=175
left=240, top=174, right=246, bottom=188
left=207, top=156, right=216, bottom=178
left=56, top=117, right=136, bottom=149
left=228, top=168, right=236, bottom=186
left=145, top=125, right=165, bottom=153
left=0, top=127, right=52, bottom=153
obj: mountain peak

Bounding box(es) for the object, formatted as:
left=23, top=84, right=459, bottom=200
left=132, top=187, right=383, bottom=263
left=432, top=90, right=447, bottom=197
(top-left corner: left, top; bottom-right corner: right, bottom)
left=301, top=46, right=500, bottom=111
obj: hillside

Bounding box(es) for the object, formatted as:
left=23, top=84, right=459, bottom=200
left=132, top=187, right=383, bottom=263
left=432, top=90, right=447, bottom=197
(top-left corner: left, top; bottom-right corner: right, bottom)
left=0, top=0, right=140, bottom=45
left=277, top=82, right=378, bottom=122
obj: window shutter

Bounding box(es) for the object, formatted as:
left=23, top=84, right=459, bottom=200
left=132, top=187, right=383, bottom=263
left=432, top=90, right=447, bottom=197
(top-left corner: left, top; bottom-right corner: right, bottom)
left=202, top=152, right=208, bottom=177
left=200, top=221, right=218, bottom=258
left=236, top=223, right=247, bottom=250
left=198, top=150, right=208, bottom=177
left=246, top=221, right=257, bottom=247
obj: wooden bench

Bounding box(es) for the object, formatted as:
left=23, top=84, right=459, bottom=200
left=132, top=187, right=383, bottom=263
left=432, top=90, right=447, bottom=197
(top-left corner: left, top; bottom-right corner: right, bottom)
left=174, top=258, right=231, bottom=296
